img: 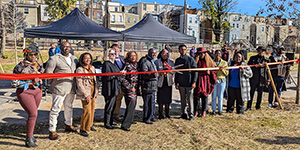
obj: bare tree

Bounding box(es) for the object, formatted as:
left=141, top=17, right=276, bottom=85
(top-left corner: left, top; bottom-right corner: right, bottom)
left=4, top=0, right=26, bottom=64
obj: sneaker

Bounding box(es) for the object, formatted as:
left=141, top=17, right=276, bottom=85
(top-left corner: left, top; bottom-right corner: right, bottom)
left=49, top=131, right=59, bottom=140
left=268, top=103, right=273, bottom=108
left=180, top=114, right=188, bottom=120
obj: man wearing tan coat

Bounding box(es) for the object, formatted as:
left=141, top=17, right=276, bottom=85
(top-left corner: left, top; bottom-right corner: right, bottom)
left=45, top=41, right=78, bottom=140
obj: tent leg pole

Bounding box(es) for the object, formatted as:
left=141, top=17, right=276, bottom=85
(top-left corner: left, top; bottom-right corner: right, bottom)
left=122, top=41, right=124, bottom=56
left=23, top=37, right=26, bottom=49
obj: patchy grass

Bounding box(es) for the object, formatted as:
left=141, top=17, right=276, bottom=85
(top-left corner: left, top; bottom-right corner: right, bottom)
left=0, top=98, right=300, bottom=149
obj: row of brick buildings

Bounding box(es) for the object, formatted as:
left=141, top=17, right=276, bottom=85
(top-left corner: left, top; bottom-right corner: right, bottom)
left=1, top=0, right=299, bottom=51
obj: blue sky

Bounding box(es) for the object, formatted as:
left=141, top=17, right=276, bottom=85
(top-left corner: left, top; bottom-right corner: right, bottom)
left=116, top=0, right=266, bottom=16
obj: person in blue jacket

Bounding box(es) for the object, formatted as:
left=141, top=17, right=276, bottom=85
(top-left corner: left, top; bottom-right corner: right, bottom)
left=49, top=43, right=61, bottom=57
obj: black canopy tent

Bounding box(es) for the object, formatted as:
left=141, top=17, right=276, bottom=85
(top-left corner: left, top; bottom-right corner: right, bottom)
left=24, top=8, right=122, bottom=41
left=121, top=14, right=196, bottom=44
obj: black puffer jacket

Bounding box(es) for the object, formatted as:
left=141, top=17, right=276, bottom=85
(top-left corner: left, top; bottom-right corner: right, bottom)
left=138, top=55, right=157, bottom=94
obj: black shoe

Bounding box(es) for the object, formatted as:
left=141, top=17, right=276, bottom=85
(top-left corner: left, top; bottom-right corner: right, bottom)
left=25, top=136, right=37, bottom=147
left=189, top=115, right=194, bottom=121
left=211, top=111, right=216, bottom=116
left=245, top=108, right=251, bottom=111
left=218, top=112, right=223, bottom=116
left=90, top=126, right=97, bottom=131
left=158, top=115, right=165, bottom=120
left=121, top=127, right=130, bottom=131
left=226, top=110, right=233, bottom=113
left=165, top=114, right=171, bottom=119
left=256, top=107, right=261, bottom=110
left=80, top=130, right=89, bottom=137
left=180, top=114, right=188, bottom=119
left=132, top=121, right=137, bottom=124
left=104, top=125, right=114, bottom=129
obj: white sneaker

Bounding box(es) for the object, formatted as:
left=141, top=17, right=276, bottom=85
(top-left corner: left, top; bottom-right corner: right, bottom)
left=268, top=104, right=273, bottom=108
left=274, top=102, right=279, bottom=107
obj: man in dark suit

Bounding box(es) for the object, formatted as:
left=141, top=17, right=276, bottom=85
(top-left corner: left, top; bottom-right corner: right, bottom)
left=246, top=46, right=269, bottom=111
left=111, top=44, right=125, bottom=122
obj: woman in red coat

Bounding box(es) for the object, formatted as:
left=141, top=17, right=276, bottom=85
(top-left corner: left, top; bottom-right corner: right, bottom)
left=193, top=47, right=217, bottom=118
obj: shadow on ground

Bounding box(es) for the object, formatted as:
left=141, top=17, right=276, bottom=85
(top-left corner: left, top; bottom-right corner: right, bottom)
left=255, top=136, right=300, bottom=145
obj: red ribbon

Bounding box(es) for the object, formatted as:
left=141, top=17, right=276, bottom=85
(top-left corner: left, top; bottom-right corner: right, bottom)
left=2, top=59, right=299, bottom=80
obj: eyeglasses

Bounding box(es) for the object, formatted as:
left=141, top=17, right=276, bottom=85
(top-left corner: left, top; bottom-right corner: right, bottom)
left=109, top=53, right=116, bottom=56
left=28, top=53, right=38, bottom=56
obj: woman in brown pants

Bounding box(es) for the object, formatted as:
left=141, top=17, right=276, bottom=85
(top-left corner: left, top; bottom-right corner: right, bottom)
left=76, top=53, right=98, bottom=137
left=13, top=45, right=44, bottom=147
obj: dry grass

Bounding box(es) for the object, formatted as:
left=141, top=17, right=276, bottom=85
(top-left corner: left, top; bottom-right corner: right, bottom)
left=0, top=98, right=300, bottom=149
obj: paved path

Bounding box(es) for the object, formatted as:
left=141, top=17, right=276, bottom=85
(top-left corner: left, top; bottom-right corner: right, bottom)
left=0, top=71, right=298, bottom=125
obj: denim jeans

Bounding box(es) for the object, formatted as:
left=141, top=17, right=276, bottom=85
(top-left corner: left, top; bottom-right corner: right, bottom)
left=212, top=81, right=226, bottom=112
left=268, top=76, right=285, bottom=104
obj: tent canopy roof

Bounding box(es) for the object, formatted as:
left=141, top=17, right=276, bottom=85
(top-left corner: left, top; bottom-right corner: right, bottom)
left=122, top=14, right=196, bottom=43
left=24, top=8, right=122, bottom=41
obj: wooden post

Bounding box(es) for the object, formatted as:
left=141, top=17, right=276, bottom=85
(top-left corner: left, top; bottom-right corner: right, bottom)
left=296, top=61, right=300, bottom=104
left=266, top=64, right=283, bottom=109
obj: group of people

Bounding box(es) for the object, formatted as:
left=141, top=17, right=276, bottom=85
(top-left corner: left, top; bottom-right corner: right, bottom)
left=13, top=42, right=290, bottom=147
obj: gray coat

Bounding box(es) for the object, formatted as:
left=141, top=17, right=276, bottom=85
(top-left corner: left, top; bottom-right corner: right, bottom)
left=45, top=54, right=78, bottom=95
left=228, top=61, right=253, bottom=101
left=154, top=58, right=174, bottom=87
left=138, top=55, right=157, bottom=94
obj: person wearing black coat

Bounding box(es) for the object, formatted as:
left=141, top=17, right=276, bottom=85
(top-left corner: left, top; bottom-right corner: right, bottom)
left=268, top=47, right=290, bottom=108
left=246, top=47, right=269, bottom=111
left=111, top=44, right=125, bottom=122
left=138, top=48, right=159, bottom=124
left=101, top=49, right=121, bottom=129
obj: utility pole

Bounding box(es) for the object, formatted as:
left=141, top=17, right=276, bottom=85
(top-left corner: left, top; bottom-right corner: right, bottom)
left=183, top=0, right=186, bottom=34
left=91, top=0, right=94, bottom=21
left=0, top=0, right=6, bottom=56
left=103, top=0, right=110, bottom=59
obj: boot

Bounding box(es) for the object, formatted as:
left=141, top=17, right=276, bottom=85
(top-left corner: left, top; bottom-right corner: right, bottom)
left=25, top=136, right=37, bottom=147
left=158, top=104, right=164, bottom=119
left=165, top=104, right=171, bottom=118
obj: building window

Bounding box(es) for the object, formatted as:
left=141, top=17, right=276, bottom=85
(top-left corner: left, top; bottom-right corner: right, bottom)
left=247, top=36, right=249, bottom=40
left=236, top=24, right=239, bottom=28
left=31, top=25, right=35, bottom=28
left=233, top=23, right=235, bottom=28
left=249, top=17, right=251, bottom=22
left=262, top=27, right=264, bottom=32
left=251, top=36, right=254, bottom=42
left=242, top=24, right=245, bottom=29
left=143, top=4, right=146, bottom=10
left=270, top=19, right=273, bottom=23
left=44, top=9, right=47, bottom=16
left=115, top=7, right=118, bottom=12
left=266, top=27, right=269, bottom=32
left=112, top=15, right=115, bottom=22
left=235, top=16, right=237, bottom=20
left=258, top=18, right=260, bottom=22
left=154, top=5, right=157, bottom=12
left=127, top=17, right=130, bottom=23
left=24, top=8, right=29, bottom=14
left=192, top=31, right=195, bottom=37
left=195, top=17, right=198, bottom=23
left=103, top=6, right=105, bottom=11
left=119, top=15, right=122, bottom=22
left=97, top=12, right=101, bottom=20
left=244, top=17, right=247, bottom=22
left=189, top=17, right=192, bottom=23
left=132, top=8, right=136, bottom=13
left=134, top=18, right=137, bottom=23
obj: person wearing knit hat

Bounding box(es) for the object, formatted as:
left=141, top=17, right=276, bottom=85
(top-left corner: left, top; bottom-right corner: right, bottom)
left=13, top=45, right=44, bottom=147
